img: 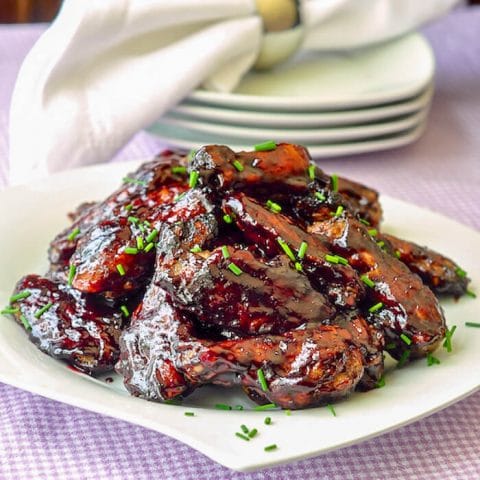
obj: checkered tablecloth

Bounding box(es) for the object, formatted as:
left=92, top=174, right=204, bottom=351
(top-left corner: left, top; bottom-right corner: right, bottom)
left=0, top=7, right=479, bottom=480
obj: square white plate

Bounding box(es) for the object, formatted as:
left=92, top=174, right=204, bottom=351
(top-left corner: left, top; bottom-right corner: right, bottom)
left=0, top=161, right=478, bottom=471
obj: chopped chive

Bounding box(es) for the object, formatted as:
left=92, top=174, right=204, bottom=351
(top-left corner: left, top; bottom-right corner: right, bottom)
left=377, top=240, right=385, bottom=249
left=336, top=255, right=349, bottom=266
left=397, top=349, right=411, bottom=368
left=331, top=174, right=339, bottom=192
left=264, top=417, right=272, bottom=425
left=466, top=290, right=477, bottom=299
left=144, top=242, right=155, bottom=253
left=285, top=409, right=291, bottom=416
left=294, top=262, right=303, bottom=272
left=443, top=325, right=457, bottom=353
left=325, top=254, right=339, bottom=264
left=223, top=214, right=233, bottom=224
left=308, top=165, right=315, bottom=180
left=143, top=220, right=151, bottom=228
left=1, top=306, right=19, bottom=315
left=187, top=149, right=197, bottom=161
left=120, top=305, right=129, bottom=317
left=215, top=403, right=232, bottom=410
left=277, top=238, right=296, bottom=262
left=254, top=140, right=276, bottom=151
left=360, top=274, right=375, bottom=288
left=240, top=424, right=249, bottom=434
left=266, top=200, right=282, bottom=213
left=232, top=160, right=244, bottom=172
left=298, top=242, right=308, bottom=260
left=9, top=290, right=31, bottom=303
left=174, top=192, right=187, bottom=203
left=254, top=403, right=277, bottom=411
left=125, top=204, right=133, bottom=212
left=67, top=227, right=80, bottom=242
left=146, top=229, right=158, bottom=243
left=248, top=428, right=258, bottom=438
left=128, top=216, right=139, bottom=224
left=123, top=177, right=147, bottom=187
left=368, top=229, right=378, bottom=237
left=400, top=333, right=412, bottom=346
left=235, top=432, right=250, bottom=442
left=368, top=302, right=383, bottom=314
left=394, top=250, right=401, bottom=259
left=375, top=376, right=385, bottom=388
left=221, top=245, right=230, bottom=259
left=137, top=223, right=145, bottom=234
left=34, top=302, right=53, bottom=319
left=136, top=236, right=144, bottom=250
left=184, top=411, right=195, bottom=417
left=190, top=245, right=202, bottom=253
left=315, top=192, right=326, bottom=201
left=427, top=353, right=441, bottom=366
left=227, top=263, right=243, bottom=276
left=125, top=247, right=139, bottom=255
left=257, top=368, right=269, bottom=392
left=465, top=321, right=480, bottom=328
left=188, top=170, right=199, bottom=188
left=385, top=342, right=396, bottom=350
left=116, top=264, right=126, bottom=276
left=20, top=314, right=31, bottom=331
left=359, top=218, right=370, bottom=226
left=334, top=205, right=344, bottom=217
left=234, top=405, right=244, bottom=410
left=68, top=264, right=76, bottom=286
left=264, top=444, right=278, bottom=452
left=326, top=404, right=336, bottom=417
left=172, top=165, right=187, bottom=175
left=455, top=267, right=467, bottom=278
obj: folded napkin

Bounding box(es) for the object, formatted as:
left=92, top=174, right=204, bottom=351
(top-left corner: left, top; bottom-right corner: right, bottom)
left=9, top=0, right=458, bottom=184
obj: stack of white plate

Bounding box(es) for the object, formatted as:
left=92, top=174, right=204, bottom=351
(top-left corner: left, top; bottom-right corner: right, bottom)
left=148, top=33, right=434, bottom=157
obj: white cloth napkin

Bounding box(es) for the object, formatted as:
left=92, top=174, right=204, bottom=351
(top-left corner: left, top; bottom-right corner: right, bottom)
left=9, top=0, right=458, bottom=184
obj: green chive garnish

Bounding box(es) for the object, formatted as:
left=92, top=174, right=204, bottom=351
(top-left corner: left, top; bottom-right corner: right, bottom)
left=443, top=325, right=457, bottom=353
left=308, top=165, right=315, bottom=180
left=264, top=417, right=272, bottom=425
left=359, top=218, right=370, bottom=226
left=465, top=322, right=480, bottom=328
left=116, top=264, right=126, bottom=276
left=228, top=263, right=243, bottom=276
left=67, top=227, right=80, bottom=242
left=68, top=264, right=76, bottom=286
left=215, top=403, right=232, bottom=410
left=427, top=353, right=441, bottom=366
left=223, top=214, right=233, bottom=224
left=400, top=333, right=412, bottom=346
left=187, top=149, right=197, bottom=161
left=360, top=275, right=375, bottom=288
left=9, top=290, right=31, bottom=303
left=34, top=303, right=53, bottom=319
left=264, top=444, right=277, bottom=452
left=172, top=166, right=187, bottom=175
left=298, top=241, right=308, bottom=260
left=128, top=216, right=139, bottom=224
left=377, top=240, right=385, bottom=249
left=394, top=250, right=401, bottom=259
left=466, top=290, right=477, bottom=299
left=368, top=302, right=383, bottom=313
left=254, top=403, right=277, bottom=411
left=248, top=428, right=258, bottom=438
left=397, top=350, right=411, bottom=368
left=20, top=314, right=31, bottom=331
left=325, top=254, right=339, bottom=264
left=266, top=200, right=282, bottom=213
left=125, top=204, right=133, bottom=212
left=294, top=262, right=303, bottom=272
left=144, top=242, right=155, bottom=253
left=136, top=236, right=144, bottom=250
left=254, top=140, right=276, bottom=151
left=385, top=342, right=396, bottom=350
left=331, top=174, right=339, bottom=193
left=123, top=177, right=147, bottom=187
left=315, top=192, right=326, bottom=201
left=277, top=238, right=296, bottom=262
left=235, top=432, right=250, bottom=442
left=285, top=409, right=291, bottom=416
left=1, top=307, right=19, bottom=315
left=146, top=229, right=158, bottom=243
left=188, top=171, right=199, bottom=188
left=240, top=424, right=249, bottom=434
left=234, top=405, right=244, bottom=410
left=143, top=220, right=151, bottom=228
left=257, top=368, right=269, bottom=392
left=455, top=267, right=467, bottom=278
left=368, top=229, right=378, bottom=237
left=326, top=404, right=336, bottom=417
left=232, top=160, right=244, bottom=172
left=184, top=411, right=195, bottom=416
left=375, top=376, right=385, bottom=388
left=174, top=192, right=187, bottom=203
left=336, top=255, right=349, bottom=266
left=190, top=245, right=202, bottom=253
left=120, top=305, right=129, bottom=317
left=221, top=245, right=230, bottom=259
left=125, top=247, right=139, bottom=255
left=334, top=205, right=344, bottom=217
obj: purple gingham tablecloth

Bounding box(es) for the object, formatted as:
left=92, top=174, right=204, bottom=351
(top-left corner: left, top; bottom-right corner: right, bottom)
left=0, top=7, right=479, bottom=480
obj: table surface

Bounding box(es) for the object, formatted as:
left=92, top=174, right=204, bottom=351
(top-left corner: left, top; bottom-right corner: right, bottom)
left=0, top=7, right=479, bottom=480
